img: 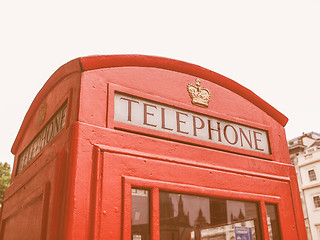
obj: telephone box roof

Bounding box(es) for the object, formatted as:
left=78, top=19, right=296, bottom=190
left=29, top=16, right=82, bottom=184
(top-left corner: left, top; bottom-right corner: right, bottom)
left=12, top=54, right=288, bottom=153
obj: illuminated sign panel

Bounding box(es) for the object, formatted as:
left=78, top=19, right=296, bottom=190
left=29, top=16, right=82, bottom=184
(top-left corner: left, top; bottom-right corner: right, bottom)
left=114, top=93, right=270, bottom=154
left=17, top=102, right=67, bottom=174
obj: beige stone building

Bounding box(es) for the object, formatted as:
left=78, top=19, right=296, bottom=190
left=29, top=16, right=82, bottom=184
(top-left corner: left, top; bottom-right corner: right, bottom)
left=288, top=132, right=320, bottom=239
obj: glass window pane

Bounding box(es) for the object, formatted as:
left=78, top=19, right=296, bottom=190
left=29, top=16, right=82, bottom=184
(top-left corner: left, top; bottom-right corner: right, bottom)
left=131, top=188, right=150, bottom=240
left=313, top=195, right=320, bottom=208
left=159, top=192, right=261, bottom=240
left=266, top=204, right=281, bottom=240
left=308, top=169, right=317, bottom=181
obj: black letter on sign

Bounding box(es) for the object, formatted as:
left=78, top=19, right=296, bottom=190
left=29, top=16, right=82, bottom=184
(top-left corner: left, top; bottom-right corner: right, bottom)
left=193, top=116, right=205, bottom=136
left=161, top=107, right=173, bottom=131
left=176, top=111, right=189, bottom=134
left=120, top=97, right=139, bottom=122
left=224, top=124, right=238, bottom=145
left=239, top=128, right=252, bottom=148
left=208, top=120, right=222, bottom=142
left=253, top=131, right=264, bottom=151
left=143, top=103, right=157, bottom=127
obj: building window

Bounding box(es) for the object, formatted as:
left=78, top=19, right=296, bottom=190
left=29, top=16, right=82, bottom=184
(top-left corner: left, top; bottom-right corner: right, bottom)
left=313, top=195, right=320, bottom=208
left=308, top=169, right=317, bottom=182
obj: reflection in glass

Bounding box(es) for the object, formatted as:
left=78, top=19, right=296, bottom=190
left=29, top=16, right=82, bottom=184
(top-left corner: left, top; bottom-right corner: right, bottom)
left=131, top=189, right=150, bottom=240
left=159, top=192, right=261, bottom=240
left=266, top=204, right=281, bottom=240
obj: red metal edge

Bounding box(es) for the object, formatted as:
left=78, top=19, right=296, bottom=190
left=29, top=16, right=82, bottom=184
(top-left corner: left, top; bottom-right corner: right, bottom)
left=11, top=58, right=82, bottom=154
left=80, top=55, right=288, bottom=127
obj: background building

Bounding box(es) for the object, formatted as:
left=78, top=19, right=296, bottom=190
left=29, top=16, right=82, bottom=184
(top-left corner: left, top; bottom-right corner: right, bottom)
left=289, top=132, right=320, bottom=239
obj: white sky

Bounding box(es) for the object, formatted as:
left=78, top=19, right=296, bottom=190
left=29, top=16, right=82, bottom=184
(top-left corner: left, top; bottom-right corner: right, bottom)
left=1, top=1, right=320, bottom=168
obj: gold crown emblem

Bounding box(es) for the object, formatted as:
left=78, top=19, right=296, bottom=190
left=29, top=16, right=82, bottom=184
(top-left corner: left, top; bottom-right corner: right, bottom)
left=187, top=78, right=211, bottom=107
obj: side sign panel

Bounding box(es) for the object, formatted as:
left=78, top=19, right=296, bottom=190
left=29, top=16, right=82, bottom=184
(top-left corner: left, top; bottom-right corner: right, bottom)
left=17, top=102, right=68, bottom=174
left=114, top=93, right=270, bottom=154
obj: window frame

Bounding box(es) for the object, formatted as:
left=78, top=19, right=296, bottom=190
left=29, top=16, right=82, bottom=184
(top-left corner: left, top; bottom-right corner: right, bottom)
left=123, top=176, right=282, bottom=240
left=313, top=194, right=320, bottom=209
left=308, top=168, right=317, bottom=182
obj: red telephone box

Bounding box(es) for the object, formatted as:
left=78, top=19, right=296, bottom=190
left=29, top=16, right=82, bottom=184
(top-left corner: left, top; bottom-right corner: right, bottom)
left=0, top=55, right=306, bottom=239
